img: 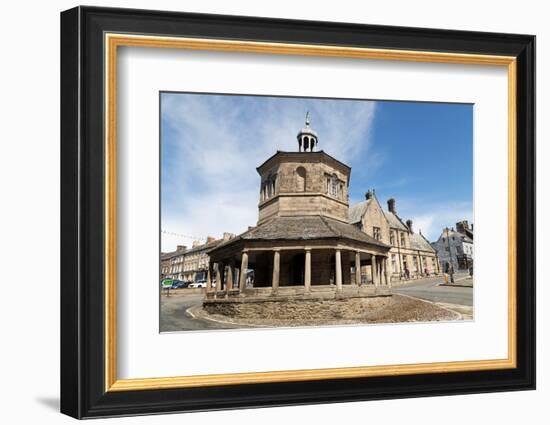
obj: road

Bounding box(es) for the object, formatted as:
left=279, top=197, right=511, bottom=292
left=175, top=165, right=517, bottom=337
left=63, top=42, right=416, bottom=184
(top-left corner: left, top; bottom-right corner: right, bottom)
left=393, top=275, right=473, bottom=307
left=160, top=292, right=242, bottom=332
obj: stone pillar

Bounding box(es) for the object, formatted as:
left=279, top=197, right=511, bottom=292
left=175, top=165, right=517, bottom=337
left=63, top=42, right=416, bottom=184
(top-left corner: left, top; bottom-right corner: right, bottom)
left=355, top=251, right=361, bottom=286
left=385, top=257, right=392, bottom=287
left=239, top=251, right=249, bottom=291
left=272, top=249, right=280, bottom=295
left=304, top=248, right=312, bottom=292
left=215, top=262, right=223, bottom=292
left=226, top=262, right=233, bottom=293
left=206, top=262, right=213, bottom=293
left=372, top=255, right=379, bottom=286
left=335, top=249, right=343, bottom=292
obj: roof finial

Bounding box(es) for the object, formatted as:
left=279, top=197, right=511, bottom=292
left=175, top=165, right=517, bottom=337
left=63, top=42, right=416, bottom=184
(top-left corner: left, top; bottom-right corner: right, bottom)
left=305, top=111, right=310, bottom=126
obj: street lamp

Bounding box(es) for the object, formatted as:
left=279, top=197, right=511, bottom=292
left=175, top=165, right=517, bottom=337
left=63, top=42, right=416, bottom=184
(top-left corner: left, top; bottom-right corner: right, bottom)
left=445, top=227, right=455, bottom=284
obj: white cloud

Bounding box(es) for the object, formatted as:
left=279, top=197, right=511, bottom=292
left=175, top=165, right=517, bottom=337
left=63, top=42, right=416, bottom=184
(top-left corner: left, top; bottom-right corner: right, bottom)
left=161, top=93, right=377, bottom=251
left=403, top=201, right=473, bottom=242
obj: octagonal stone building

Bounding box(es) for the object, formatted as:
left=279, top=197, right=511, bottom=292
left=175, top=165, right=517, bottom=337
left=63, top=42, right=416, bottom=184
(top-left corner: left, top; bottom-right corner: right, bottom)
left=205, top=114, right=392, bottom=303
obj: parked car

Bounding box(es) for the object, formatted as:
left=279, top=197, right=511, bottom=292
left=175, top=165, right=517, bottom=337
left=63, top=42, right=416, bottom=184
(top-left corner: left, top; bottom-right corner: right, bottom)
left=171, top=280, right=188, bottom=289
left=189, top=281, right=206, bottom=288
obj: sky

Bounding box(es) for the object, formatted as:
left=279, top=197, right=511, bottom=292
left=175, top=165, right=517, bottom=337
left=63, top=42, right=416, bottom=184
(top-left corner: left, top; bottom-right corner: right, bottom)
left=160, top=92, right=473, bottom=252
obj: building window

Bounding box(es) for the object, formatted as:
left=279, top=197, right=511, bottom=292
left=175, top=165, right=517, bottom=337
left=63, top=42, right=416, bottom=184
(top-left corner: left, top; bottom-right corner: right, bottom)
left=400, top=233, right=406, bottom=247
left=391, top=254, right=397, bottom=272
left=328, top=175, right=339, bottom=197
left=261, top=174, right=277, bottom=201
left=390, top=231, right=395, bottom=245
left=373, top=226, right=381, bottom=241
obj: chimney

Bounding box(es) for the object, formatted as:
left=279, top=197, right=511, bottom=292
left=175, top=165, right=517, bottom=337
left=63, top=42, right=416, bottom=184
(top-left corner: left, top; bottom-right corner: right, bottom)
left=387, top=198, right=396, bottom=214
left=406, top=219, right=413, bottom=233
left=206, top=236, right=216, bottom=243
left=176, top=245, right=187, bottom=252
left=456, top=220, right=470, bottom=234
left=365, top=190, right=373, bottom=200
left=223, top=232, right=235, bottom=241
left=192, top=240, right=201, bottom=248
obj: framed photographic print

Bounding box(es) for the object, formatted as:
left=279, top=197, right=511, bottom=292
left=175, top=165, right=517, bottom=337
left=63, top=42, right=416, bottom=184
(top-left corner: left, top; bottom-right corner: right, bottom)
left=60, top=6, right=535, bottom=419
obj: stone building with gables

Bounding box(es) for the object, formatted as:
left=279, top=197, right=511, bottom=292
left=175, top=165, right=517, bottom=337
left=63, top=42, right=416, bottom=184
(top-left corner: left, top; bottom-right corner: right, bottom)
left=431, top=221, right=474, bottom=273
left=349, top=193, right=441, bottom=282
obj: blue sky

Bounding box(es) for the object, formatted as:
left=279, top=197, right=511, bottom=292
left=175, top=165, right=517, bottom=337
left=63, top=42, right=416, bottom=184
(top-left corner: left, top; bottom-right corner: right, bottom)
left=161, top=92, right=472, bottom=252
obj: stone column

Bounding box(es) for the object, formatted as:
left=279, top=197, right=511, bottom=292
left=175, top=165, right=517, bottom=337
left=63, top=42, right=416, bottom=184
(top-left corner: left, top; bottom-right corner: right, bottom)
left=385, top=257, right=392, bottom=287
left=372, top=255, right=379, bottom=286
left=304, top=248, right=312, bottom=292
left=239, top=251, right=249, bottom=291
left=206, top=262, right=213, bottom=293
left=272, top=249, right=280, bottom=295
left=215, top=262, right=223, bottom=292
left=354, top=251, right=361, bottom=286
left=226, top=262, right=233, bottom=293
left=335, top=249, right=343, bottom=292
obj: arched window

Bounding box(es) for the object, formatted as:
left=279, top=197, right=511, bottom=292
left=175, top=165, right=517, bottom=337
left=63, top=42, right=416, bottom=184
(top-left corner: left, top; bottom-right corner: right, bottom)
left=304, top=136, right=309, bottom=151
left=296, top=166, right=306, bottom=192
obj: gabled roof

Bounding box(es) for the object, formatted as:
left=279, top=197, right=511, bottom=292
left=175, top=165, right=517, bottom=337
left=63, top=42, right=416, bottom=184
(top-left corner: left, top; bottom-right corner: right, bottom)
left=410, top=233, right=436, bottom=252
left=348, top=199, right=373, bottom=224
left=384, top=211, right=409, bottom=231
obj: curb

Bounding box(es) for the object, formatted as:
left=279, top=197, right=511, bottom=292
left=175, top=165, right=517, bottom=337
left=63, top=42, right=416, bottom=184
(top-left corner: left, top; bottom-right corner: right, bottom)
left=396, top=293, right=463, bottom=321
left=187, top=305, right=263, bottom=328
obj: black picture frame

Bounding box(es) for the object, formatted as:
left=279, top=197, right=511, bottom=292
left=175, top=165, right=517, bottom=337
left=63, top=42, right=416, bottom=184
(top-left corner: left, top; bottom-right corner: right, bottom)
left=61, top=5, right=535, bottom=419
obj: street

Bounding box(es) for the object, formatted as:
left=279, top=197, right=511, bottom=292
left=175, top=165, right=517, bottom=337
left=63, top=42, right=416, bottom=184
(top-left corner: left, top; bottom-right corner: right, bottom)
left=393, top=274, right=473, bottom=307
left=160, top=293, right=243, bottom=332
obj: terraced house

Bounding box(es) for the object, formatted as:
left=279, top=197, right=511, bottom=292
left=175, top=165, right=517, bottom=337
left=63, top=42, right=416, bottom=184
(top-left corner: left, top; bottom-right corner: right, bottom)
left=161, top=235, right=233, bottom=282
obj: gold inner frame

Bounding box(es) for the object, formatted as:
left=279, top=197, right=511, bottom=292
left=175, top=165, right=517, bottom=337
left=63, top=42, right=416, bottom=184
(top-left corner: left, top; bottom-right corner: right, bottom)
left=104, top=33, right=517, bottom=392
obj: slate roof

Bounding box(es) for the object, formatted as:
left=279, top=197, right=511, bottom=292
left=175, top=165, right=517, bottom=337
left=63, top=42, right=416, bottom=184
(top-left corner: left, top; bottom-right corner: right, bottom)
left=161, top=239, right=222, bottom=260
left=160, top=250, right=183, bottom=260
left=442, top=230, right=474, bottom=244
left=384, top=211, right=409, bottom=231
left=211, top=215, right=389, bottom=251
left=348, top=199, right=372, bottom=224
left=410, top=233, right=436, bottom=252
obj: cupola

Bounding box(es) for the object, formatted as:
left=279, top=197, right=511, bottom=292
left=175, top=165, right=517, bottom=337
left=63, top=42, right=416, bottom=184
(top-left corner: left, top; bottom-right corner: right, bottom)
left=297, top=111, right=318, bottom=152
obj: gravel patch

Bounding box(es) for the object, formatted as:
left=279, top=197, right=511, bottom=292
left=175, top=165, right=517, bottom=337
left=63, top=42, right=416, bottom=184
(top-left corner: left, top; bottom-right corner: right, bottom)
left=199, top=294, right=461, bottom=327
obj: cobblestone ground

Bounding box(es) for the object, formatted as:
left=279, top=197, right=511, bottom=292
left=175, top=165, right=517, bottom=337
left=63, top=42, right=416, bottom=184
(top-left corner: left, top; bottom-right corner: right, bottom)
left=199, top=294, right=461, bottom=328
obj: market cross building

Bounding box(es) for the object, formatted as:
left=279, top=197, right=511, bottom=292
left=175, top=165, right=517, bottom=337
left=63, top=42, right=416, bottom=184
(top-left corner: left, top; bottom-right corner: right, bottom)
left=205, top=115, right=393, bottom=303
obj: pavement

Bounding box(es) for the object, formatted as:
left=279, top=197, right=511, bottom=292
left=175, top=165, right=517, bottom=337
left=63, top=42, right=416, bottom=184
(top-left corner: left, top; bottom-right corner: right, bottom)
left=393, top=274, right=473, bottom=307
